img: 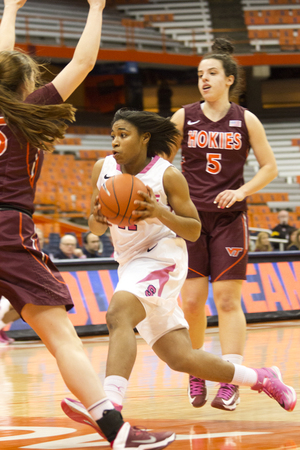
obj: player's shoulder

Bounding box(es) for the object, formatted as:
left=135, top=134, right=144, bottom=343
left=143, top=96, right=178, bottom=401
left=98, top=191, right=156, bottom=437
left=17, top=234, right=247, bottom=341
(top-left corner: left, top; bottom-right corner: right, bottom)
left=244, top=108, right=263, bottom=130
left=92, top=158, right=105, bottom=181
left=163, top=163, right=183, bottom=183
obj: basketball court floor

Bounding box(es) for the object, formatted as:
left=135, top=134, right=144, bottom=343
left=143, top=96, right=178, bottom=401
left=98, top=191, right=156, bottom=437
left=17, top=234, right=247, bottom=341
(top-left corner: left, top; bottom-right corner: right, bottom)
left=1, top=320, right=300, bottom=450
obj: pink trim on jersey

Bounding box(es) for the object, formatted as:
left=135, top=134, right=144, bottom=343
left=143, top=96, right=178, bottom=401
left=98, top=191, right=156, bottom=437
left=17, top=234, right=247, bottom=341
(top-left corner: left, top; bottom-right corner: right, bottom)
left=117, top=155, right=160, bottom=174
left=140, top=155, right=160, bottom=173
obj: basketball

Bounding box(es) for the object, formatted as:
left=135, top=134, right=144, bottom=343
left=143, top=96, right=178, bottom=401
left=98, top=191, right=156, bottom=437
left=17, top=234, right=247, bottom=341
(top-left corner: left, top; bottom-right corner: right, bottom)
left=98, top=173, right=148, bottom=227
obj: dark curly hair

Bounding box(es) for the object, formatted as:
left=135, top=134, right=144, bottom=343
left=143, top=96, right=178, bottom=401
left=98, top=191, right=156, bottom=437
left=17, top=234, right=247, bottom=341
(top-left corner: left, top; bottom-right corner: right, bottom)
left=111, top=108, right=181, bottom=158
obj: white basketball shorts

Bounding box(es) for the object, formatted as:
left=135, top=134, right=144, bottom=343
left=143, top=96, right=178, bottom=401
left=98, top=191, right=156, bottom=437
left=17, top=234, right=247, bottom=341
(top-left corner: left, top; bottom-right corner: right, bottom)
left=115, top=237, right=189, bottom=347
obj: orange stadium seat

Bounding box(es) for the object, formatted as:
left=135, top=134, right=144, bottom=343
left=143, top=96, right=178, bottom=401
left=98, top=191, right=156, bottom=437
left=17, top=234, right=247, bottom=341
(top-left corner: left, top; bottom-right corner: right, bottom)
left=248, top=205, right=271, bottom=215
left=79, top=150, right=112, bottom=160
left=291, top=139, right=300, bottom=146
left=67, top=126, right=111, bottom=135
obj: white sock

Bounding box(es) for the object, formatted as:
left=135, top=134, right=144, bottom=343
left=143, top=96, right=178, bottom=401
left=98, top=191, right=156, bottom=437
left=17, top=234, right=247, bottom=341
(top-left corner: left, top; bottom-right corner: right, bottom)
left=87, top=398, right=114, bottom=422
left=222, top=353, right=243, bottom=366
left=0, top=319, right=5, bottom=330
left=104, top=376, right=128, bottom=406
left=0, top=297, right=10, bottom=320
left=231, top=363, right=258, bottom=387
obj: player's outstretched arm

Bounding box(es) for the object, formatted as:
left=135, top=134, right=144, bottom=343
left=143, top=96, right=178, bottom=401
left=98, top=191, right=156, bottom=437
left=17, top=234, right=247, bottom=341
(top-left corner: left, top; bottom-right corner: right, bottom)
left=52, top=0, right=106, bottom=101
left=0, top=0, right=27, bottom=51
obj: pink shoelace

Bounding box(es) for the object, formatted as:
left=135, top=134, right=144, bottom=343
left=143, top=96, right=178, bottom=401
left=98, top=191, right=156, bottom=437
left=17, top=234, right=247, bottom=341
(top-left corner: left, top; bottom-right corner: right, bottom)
left=189, top=376, right=206, bottom=395
left=216, top=383, right=237, bottom=400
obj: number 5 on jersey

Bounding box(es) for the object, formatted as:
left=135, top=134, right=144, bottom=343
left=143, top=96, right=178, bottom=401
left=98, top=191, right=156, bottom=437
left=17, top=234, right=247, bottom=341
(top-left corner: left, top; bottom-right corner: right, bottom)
left=206, top=153, right=222, bottom=175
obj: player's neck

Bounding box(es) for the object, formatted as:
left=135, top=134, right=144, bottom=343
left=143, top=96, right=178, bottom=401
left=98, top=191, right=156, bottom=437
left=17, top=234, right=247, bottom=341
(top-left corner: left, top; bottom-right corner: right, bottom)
left=121, top=156, right=152, bottom=176
left=201, top=100, right=231, bottom=122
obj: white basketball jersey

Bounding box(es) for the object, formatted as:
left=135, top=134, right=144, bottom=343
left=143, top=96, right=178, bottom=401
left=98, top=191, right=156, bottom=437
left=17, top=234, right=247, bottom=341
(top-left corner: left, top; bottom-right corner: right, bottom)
left=97, top=155, right=176, bottom=265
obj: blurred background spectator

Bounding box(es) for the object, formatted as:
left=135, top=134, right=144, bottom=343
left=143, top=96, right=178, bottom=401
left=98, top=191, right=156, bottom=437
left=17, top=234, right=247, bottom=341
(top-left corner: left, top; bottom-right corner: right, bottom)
left=254, top=232, right=273, bottom=252
left=286, top=229, right=300, bottom=251
left=53, top=234, right=84, bottom=260
left=82, top=231, right=103, bottom=258
left=270, top=210, right=297, bottom=250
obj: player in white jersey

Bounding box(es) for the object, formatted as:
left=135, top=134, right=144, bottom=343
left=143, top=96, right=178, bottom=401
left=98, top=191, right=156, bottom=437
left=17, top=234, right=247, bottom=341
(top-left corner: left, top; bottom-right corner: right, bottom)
left=61, top=109, right=296, bottom=425
left=98, top=153, right=190, bottom=345
left=98, top=154, right=178, bottom=266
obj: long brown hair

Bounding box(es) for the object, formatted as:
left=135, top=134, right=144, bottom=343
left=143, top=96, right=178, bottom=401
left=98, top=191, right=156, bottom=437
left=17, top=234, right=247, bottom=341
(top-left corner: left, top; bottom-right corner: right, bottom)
left=0, top=50, right=76, bottom=151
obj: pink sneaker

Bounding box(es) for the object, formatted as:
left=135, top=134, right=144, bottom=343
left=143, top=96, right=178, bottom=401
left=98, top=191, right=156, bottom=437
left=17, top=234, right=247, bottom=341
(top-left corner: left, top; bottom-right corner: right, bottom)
left=188, top=375, right=208, bottom=408
left=0, top=331, right=9, bottom=346
left=61, top=399, right=175, bottom=449
left=61, top=398, right=123, bottom=438
left=211, top=383, right=240, bottom=411
left=61, top=398, right=104, bottom=436
left=251, top=366, right=297, bottom=412
left=112, top=422, right=175, bottom=449
left=0, top=330, right=14, bottom=344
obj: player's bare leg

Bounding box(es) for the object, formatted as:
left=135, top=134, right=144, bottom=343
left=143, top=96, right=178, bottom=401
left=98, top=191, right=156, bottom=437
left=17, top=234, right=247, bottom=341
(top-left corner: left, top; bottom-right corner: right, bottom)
left=211, top=279, right=245, bottom=410
left=181, top=277, right=210, bottom=407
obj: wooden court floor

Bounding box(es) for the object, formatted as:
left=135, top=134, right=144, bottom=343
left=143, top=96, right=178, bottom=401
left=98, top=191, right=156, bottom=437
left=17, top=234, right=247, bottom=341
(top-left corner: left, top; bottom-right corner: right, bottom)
left=1, top=320, right=300, bottom=450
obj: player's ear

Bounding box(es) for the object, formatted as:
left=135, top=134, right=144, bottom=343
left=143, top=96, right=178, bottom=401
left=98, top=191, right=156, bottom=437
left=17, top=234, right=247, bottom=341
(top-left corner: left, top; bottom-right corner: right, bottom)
left=142, top=132, right=151, bottom=144
left=227, top=74, right=234, bottom=87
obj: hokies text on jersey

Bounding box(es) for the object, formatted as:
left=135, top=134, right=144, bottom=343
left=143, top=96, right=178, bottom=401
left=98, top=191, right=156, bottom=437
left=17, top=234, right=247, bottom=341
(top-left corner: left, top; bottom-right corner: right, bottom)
left=188, top=130, right=242, bottom=150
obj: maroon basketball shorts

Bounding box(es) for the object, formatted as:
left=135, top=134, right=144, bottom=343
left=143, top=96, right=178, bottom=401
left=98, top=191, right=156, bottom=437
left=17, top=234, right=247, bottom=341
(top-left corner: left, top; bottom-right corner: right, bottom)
left=186, top=210, right=249, bottom=282
left=0, top=210, right=74, bottom=317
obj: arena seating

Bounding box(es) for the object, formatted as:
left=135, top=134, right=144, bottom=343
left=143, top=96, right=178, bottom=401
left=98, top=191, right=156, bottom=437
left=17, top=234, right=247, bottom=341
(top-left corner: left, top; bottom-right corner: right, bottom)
left=244, top=120, right=300, bottom=231
left=0, top=0, right=184, bottom=53
left=241, top=0, right=300, bottom=52
left=115, top=0, right=214, bottom=53
left=3, top=0, right=300, bottom=55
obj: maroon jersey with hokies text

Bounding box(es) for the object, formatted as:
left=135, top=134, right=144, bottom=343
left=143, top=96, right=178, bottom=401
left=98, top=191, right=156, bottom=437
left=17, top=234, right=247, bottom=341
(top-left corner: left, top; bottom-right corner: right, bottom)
left=181, top=101, right=250, bottom=212
left=0, top=83, right=62, bottom=214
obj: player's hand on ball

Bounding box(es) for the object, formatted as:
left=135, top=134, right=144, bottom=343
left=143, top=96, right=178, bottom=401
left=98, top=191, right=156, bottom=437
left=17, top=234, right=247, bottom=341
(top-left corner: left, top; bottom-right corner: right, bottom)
left=132, top=186, right=158, bottom=222
left=93, top=195, right=112, bottom=226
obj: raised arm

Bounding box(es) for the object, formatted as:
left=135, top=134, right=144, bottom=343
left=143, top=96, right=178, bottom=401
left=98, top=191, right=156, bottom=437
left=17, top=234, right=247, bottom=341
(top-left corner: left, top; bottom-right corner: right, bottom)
left=0, top=0, right=27, bottom=51
left=52, top=0, right=106, bottom=101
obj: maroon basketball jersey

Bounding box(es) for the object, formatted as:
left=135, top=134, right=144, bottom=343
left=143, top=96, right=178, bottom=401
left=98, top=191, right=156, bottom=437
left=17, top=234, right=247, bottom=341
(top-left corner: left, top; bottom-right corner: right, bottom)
left=181, top=101, right=250, bottom=212
left=0, top=83, right=62, bottom=214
